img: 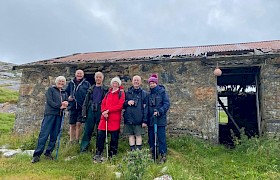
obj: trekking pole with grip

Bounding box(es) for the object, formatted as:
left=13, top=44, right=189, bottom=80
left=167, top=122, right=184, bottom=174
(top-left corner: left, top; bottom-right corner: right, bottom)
left=154, top=115, right=157, bottom=162
left=105, top=116, right=109, bottom=160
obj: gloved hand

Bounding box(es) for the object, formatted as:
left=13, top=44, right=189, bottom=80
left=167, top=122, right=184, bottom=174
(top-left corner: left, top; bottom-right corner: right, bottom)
left=153, top=109, right=160, bottom=116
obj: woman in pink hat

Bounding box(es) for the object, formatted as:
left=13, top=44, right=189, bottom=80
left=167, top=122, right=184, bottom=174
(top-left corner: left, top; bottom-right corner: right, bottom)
left=146, top=73, right=170, bottom=163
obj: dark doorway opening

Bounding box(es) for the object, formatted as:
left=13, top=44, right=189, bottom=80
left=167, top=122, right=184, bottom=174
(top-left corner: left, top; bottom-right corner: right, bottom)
left=84, top=73, right=95, bottom=85
left=217, top=67, right=261, bottom=146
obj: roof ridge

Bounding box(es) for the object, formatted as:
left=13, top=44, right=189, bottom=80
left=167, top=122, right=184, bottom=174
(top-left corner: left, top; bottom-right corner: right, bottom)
left=15, top=39, right=280, bottom=67
left=82, top=39, right=280, bottom=54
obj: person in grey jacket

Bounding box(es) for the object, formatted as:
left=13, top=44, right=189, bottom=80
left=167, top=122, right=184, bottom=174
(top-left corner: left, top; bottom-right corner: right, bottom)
left=123, top=75, right=148, bottom=151
left=80, top=72, right=108, bottom=152
left=66, top=70, right=91, bottom=143
left=32, top=76, right=68, bottom=163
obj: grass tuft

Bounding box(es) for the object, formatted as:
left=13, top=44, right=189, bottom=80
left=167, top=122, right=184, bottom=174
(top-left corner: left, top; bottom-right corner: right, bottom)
left=0, top=113, right=15, bottom=134
left=0, top=87, right=19, bottom=103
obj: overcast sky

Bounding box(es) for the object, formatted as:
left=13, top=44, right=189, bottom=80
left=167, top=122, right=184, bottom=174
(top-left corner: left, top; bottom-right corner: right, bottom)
left=0, top=0, right=279, bottom=65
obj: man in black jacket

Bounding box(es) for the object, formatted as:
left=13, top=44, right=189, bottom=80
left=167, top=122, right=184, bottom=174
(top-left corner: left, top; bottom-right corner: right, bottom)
left=80, top=72, right=108, bottom=152
left=32, top=76, right=68, bottom=163
left=123, top=75, right=148, bottom=151
left=66, top=70, right=91, bottom=144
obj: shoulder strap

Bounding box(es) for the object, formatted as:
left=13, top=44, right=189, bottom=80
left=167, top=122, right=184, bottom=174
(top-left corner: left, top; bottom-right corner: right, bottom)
left=105, top=89, right=123, bottom=99
left=118, top=90, right=123, bottom=99
left=105, top=91, right=109, bottom=99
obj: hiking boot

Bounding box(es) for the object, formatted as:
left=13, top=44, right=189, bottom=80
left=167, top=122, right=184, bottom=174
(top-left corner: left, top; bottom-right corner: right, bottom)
left=31, top=156, right=40, bottom=163
left=93, top=154, right=102, bottom=163
left=130, top=145, right=136, bottom=151
left=136, top=145, right=142, bottom=150
left=44, top=153, right=54, bottom=160
left=159, top=154, right=167, bottom=164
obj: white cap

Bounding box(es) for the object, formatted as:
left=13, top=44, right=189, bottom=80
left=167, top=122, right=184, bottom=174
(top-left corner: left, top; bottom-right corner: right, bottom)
left=110, top=77, right=121, bottom=86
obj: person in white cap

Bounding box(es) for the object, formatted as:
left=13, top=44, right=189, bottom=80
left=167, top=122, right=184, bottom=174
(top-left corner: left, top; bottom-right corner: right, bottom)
left=93, top=76, right=125, bottom=163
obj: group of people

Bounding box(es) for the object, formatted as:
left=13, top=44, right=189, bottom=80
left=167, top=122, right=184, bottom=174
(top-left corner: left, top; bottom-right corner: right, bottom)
left=31, top=70, right=170, bottom=164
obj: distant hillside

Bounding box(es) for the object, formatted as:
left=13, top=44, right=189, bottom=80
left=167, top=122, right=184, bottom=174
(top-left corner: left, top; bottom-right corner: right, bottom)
left=0, top=61, right=21, bottom=91
left=0, top=61, right=20, bottom=113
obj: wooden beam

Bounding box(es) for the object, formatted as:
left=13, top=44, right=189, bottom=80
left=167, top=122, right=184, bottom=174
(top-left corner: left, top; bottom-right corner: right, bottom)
left=218, top=97, right=241, bottom=133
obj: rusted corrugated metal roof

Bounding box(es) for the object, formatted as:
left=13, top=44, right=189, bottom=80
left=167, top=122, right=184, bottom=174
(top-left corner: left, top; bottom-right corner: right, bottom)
left=20, top=40, right=280, bottom=67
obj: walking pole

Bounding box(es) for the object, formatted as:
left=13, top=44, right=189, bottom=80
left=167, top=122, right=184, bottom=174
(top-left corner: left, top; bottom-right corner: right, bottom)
left=154, top=115, right=157, bottom=162
left=56, top=111, right=65, bottom=160
left=105, top=116, right=109, bottom=160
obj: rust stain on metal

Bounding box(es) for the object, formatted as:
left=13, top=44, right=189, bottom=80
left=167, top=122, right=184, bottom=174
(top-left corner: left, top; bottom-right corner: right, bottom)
left=17, top=40, right=280, bottom=68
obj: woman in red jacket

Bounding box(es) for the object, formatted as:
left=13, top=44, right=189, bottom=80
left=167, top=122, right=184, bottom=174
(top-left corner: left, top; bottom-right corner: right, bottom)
left=93, top=76, right=125, bottom=163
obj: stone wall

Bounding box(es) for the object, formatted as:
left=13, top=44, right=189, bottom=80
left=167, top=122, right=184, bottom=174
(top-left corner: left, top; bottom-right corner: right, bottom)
left=14, top=60, right=217, bottom=141
left=14, top=56, right=280, bottom=140
left=260, top=57, right=280, bottom=135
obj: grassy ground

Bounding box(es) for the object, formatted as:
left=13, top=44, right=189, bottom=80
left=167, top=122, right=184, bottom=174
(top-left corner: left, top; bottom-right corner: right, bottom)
left=0, top=126, right=279, bottom=179
left=0, top=87, right=19, bottom=103
left=0, top=113, right=15, bottom=134
left=219, top=110, right=228, bottom=124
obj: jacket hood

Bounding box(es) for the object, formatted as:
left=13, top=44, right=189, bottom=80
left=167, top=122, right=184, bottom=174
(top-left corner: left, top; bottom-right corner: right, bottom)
left=151, top=85, right=165, bottom=94
left=52, top=85, right=66, bottom=92
left=72, top=77, right=86, bottom=83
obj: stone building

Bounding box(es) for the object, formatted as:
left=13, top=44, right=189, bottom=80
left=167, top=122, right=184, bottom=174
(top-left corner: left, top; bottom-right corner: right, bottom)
left=13, top=40, right=280, bottom=143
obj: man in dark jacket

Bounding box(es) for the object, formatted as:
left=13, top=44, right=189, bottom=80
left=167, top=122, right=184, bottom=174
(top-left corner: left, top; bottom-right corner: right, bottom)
left=66, top=70, right=91, bottom=143
left=80, top=72, right=108, bottom=152
left=32, top=76, right=68, bottom=163
left=123, top=75, right=148, bottom=151
left=146, top=73, right=170, bottom=164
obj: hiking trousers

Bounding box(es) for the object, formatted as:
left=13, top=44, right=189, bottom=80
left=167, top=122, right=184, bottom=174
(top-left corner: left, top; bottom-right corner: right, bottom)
left=148, top=126, right=167, bottom=155
left=96, top=130, right=119, bottom=156
left=80, top=109, right=101, bottom=151
left=33, top=115, right=62, bottom=157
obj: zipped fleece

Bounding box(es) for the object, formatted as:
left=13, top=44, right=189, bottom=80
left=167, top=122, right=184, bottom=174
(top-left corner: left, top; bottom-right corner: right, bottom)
left=44, top=86, right=68, bottom=116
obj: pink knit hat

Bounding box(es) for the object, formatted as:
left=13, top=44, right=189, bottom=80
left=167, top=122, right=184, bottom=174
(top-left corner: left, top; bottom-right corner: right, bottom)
left=148, top=74, right=158, bottom=84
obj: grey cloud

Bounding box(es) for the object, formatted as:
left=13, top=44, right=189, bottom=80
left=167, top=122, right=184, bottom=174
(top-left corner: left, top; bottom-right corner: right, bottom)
left=0, top=0, right=279, bottom=64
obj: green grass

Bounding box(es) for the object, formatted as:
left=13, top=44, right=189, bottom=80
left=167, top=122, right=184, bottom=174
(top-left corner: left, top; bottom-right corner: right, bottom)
left=0, top=112, right=279, bottom=179
left=0, top=87, right=19, bottom=103
left=0, top=131, right=279, bottom=179
left=219, top=110, right=228, bottom=124
left=0, top=83, right=13, bottom=87
left=0, top=113, right=15, bottom=134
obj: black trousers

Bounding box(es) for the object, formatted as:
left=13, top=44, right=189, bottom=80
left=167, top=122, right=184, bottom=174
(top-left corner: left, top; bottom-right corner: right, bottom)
left=96, top=130, right=119, bottom=156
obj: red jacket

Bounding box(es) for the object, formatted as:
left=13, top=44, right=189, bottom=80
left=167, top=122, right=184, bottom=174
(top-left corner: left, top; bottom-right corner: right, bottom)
left=98, top=86, right=125, bottom=131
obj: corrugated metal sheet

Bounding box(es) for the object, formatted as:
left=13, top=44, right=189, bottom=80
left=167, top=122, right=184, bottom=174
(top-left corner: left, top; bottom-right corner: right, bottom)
left=23, top=40, right=280, bottom=66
